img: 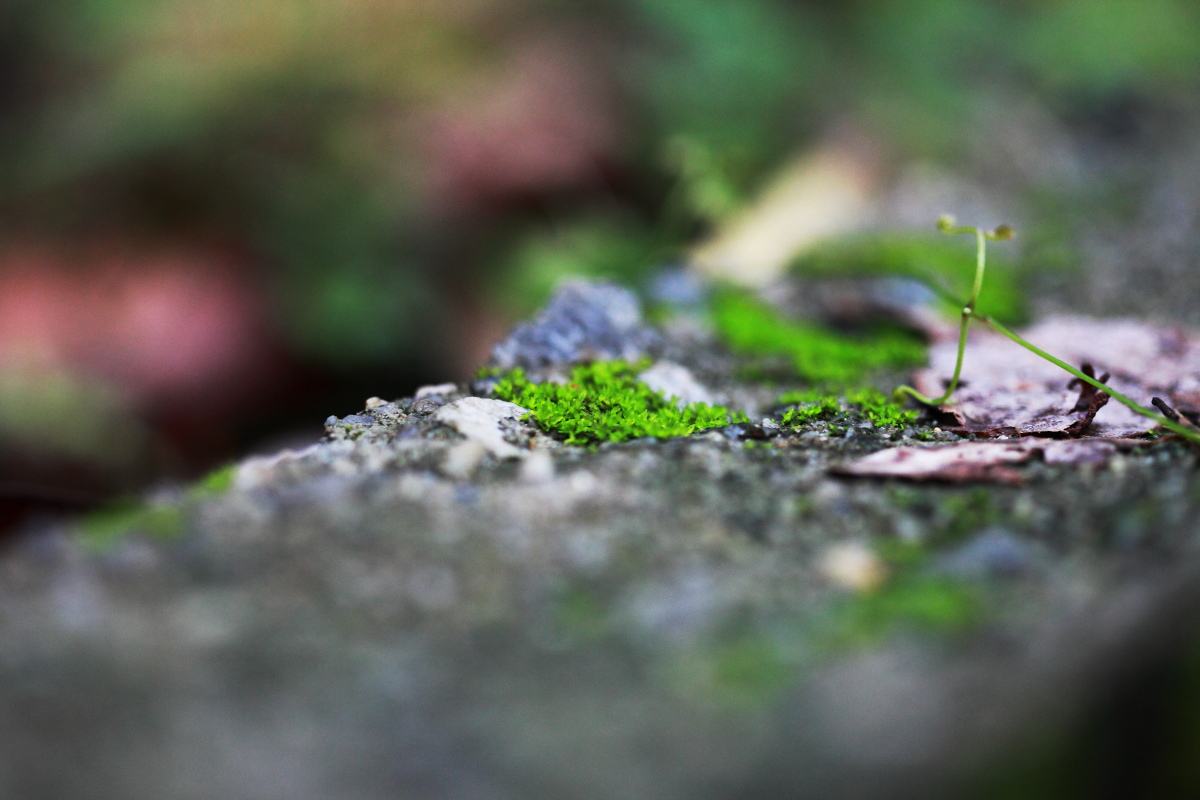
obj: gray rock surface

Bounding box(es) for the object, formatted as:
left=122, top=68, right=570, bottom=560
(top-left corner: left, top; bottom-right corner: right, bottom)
left=6, top=194, right=1200, bottom=799
left=490, top=280, right=659, bottom=368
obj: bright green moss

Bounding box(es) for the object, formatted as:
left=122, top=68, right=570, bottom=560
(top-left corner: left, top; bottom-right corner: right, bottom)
left=492, top=361, right=748, bottom=445
left=779, top=387, right=918, bottom=429
left=789, top=234, right=1027, bottom=323
left=779, top=391, right=841, bottom=425
left=846, top=388, right=920, bottom=427
left=711, top=291, right=927, bottom=385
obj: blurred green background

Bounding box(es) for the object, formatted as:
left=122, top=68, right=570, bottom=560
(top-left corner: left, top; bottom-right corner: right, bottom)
left=2, top=0, right=1200, bottom=523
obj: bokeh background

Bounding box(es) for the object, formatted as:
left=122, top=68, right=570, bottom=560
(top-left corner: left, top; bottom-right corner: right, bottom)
left=4, top=0, right=1200, bottom=526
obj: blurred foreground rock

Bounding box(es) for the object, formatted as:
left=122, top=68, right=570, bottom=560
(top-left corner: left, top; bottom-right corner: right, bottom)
left=3, top=282, right=1200, bottom=800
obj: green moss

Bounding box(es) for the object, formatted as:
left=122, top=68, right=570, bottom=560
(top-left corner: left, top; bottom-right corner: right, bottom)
left=189, top=463, right=237, bottom=499
left=705, top=633, right=795, bottom=708
left=778, top=389, right=842, bottom=425
left=80, top=502, right=184, bottom=551
left=827, top=576, right=982, bottom=647
left=874, top=538, right=928, bottom=570
left=711, top=291, right=927, bottom=385
left=779, top=387, right=919, bottom=429
left=79, top=463, right=240, bottom=550
left=790, top=234, right=1027, bottom=323
left=847, top=388, right=920, bottom=427
left=492, top=361, right=748, bottom=445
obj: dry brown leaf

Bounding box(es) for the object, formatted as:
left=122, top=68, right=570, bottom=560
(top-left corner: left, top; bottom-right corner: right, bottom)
left=913, top=315, right=1200, bottom=438
left=835, top=439, right=1125, bottom=484
left=690, top=140, right=880, bottom=286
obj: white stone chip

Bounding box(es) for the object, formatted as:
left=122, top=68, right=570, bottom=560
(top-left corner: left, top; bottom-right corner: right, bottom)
left=415, top=382, right=459, bottom=400
left=518, top=449, right=555, bottom=484
left=637, top=361, right=714, bottom=408
left=441, top=440, right=487, bottom=479
left=433, top=397, right=530, bottom=459
left=818, top=542, right=887, bottom=592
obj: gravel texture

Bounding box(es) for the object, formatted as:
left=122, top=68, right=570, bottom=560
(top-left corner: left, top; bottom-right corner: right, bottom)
left=6, top=122, right=1200, bottom=798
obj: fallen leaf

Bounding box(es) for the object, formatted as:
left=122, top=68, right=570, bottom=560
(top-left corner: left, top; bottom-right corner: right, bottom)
left=690, top=140, right=879, bottom=286
left=914, top=316, right=1200, bottom=438
left=835, top=439, right=1125, bottom=484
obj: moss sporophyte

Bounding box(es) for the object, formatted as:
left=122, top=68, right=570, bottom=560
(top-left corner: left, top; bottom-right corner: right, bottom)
left=894, top=216, right=1200, bottom=445
left=491, top=361, right=748, bottom=445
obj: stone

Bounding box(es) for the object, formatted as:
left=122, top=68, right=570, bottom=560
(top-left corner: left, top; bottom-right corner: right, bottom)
left=440, top=440, right=488, bottom=479
left=433, top=397, right=530, bottom=459
left=3, top=274, right=1200, bottom=799
left=935, top=529, right=1035, bottom=578
left=817, top=541, right=887, bottom=591
left=489, top=280, right=658, bottom=368
left=637, top=361, right=714, bottom=407
left=415, top=382, right=459, bottom=400
left=518, top=449, right=555, bottom=484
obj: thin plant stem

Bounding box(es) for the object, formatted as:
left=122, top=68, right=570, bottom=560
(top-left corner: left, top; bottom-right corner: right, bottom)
left=890, top=215, right=1200, bottom=446
left=893, top=221, right=993, bottom=406
left=979, top=314, right=1200, bottom=445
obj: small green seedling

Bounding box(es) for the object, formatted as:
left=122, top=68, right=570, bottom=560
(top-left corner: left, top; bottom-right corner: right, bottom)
left=893, top=215, right=1012, bottom=407
left=895, top=216, right=1200, bottom=445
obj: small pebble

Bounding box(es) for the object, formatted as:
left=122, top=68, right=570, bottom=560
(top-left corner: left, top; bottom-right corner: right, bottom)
left=818, top=542, right=887, bottom=592
left=416, top=382, right=458, bottom=400
left=519, top=450, right=555, bottom=484
left=937, top=529, right=1034, bottom=578
left=441, top=440, right=487, bottom=480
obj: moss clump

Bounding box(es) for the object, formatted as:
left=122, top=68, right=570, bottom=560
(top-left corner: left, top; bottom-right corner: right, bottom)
left=779, top=387, right=919, bottom=429
left=492, top=361, right=748, bottom=445
left=711, top=291, right=926, bottom=385
left=789, top=234, right=1027, bottom=323
left=847, top=388, right=922, bottom=427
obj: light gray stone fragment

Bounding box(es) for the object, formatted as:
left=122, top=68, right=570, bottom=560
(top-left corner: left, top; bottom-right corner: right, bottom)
left=433, top=397, right=530, bottom=459
left=637, top=361, right=714, bottom=407
left=489, top=280, right=658, bottom=368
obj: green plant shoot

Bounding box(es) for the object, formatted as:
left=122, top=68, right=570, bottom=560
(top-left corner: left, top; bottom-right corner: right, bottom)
left=894, top=216, right=1200, bottom=446
left=893, top=215, right=1012, bottom=407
